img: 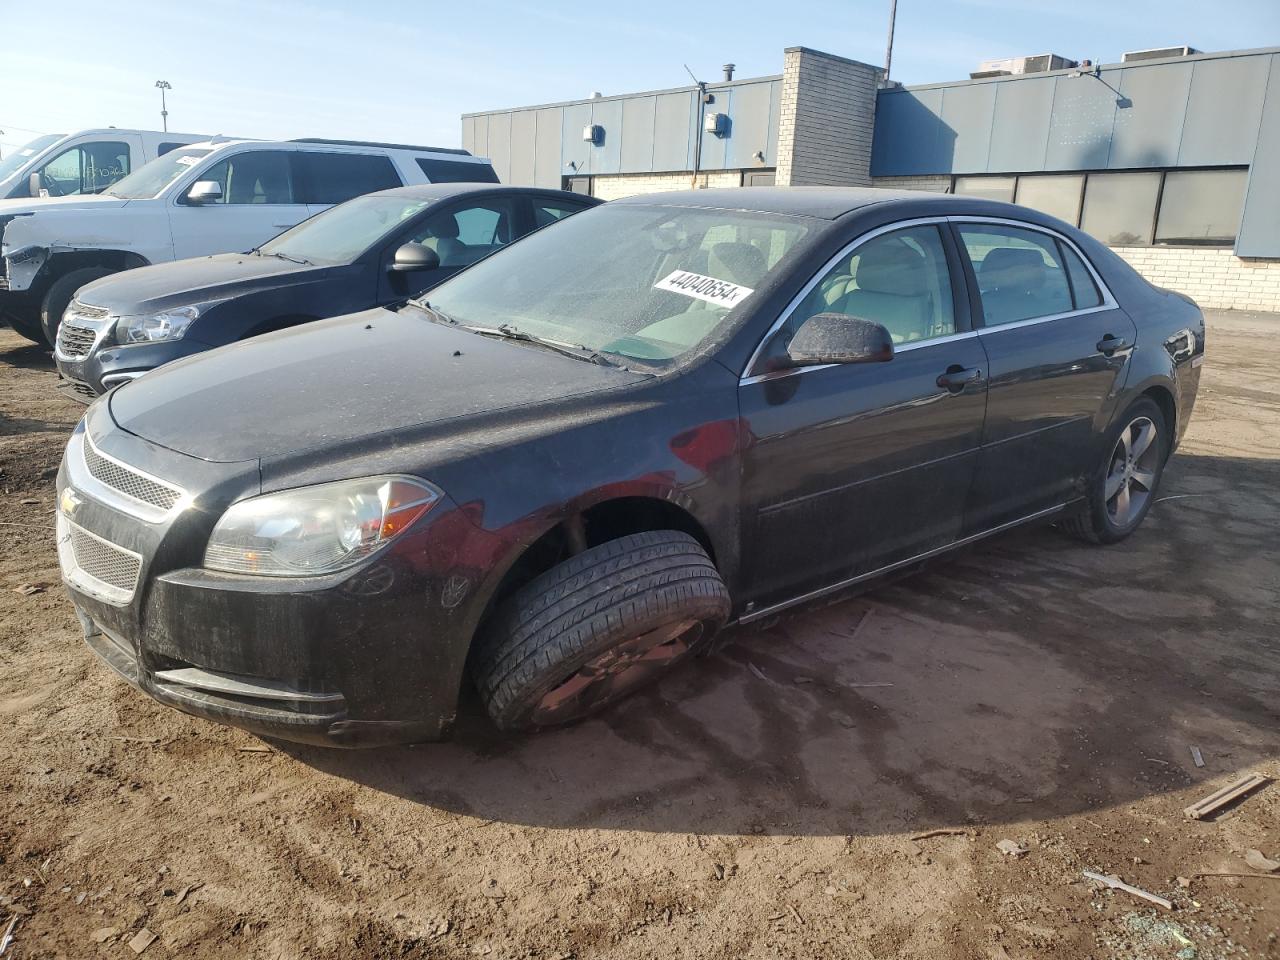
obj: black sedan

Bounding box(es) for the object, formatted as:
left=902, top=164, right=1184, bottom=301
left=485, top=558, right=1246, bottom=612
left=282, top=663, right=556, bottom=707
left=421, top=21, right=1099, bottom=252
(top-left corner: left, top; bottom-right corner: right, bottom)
left=52, top=183, right=599, bottom=399
left=54, top=188, right=1204, bottom=747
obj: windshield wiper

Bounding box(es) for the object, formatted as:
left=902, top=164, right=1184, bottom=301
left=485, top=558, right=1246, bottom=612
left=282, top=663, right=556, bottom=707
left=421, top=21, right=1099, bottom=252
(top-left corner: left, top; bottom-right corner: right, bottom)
left=462, top=324, right=617, bottom=367
left=263, top=250, right=312, bottom=266
left=410, top=300, right=461, bottom=326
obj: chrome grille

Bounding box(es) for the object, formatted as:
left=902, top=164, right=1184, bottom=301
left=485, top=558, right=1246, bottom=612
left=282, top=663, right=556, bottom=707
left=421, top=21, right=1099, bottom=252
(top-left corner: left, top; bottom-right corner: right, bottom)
left=70, top=299, right=111, bottom=319
left=56, top=320, right=99, bottom=359
left=84, top=437, right=183, bottom=512
left=68, top=523, right=141, bottom=591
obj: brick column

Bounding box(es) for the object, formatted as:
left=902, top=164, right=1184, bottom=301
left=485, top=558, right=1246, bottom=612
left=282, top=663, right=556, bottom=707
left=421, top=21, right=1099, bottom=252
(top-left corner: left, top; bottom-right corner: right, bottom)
left=776, top=47, right=883, bottom=187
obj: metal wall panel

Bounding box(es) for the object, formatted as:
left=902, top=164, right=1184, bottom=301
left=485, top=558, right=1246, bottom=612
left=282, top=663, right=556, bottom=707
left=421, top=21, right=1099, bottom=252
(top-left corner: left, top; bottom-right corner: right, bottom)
left=470, top=114, right=489, bottom=163
left=461, top=116, right=476, bottom=157
left=652, top=91, right=695, bottom=172
left=486, top=112, right=512, bottom=183
left=940, top=82, right=996, bottom=173
left=725, top=80, right=776, bottom=170
left=619, top=96, right=656, bottom=173
left=1237, top=53, right=1280, bottom=257
left=533, top=107, right=564, bottom=188
left=870, top=87, right=947, bottom=175
left=1045, top=69, right=1119, bottom=169
left=1108, top=62, right=1193, bottom=168
left=986, top=76, right=1054, bottom=172
left=1180, top=55, right=1273, bottom=166
left=560, top=103, right=593, bottom=176
left=588, top=98, right=624, bottom=175
left=766, top=79, right=781, bottom=165
left=508, top=110, right=537, bottom=186
left=700, top=88, right=731, bottom=170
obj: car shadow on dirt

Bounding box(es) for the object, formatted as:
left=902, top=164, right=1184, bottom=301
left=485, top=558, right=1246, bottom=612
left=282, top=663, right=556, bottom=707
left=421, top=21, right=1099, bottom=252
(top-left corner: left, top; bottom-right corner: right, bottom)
left=280, top=450, right=1280, bottom=838
left=0, top=334, right=54, bottom=370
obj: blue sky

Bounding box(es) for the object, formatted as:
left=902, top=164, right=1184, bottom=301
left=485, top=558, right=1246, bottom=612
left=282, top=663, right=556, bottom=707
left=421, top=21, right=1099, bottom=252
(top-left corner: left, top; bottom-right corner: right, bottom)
left=2, top=0, right=1277, bottom=155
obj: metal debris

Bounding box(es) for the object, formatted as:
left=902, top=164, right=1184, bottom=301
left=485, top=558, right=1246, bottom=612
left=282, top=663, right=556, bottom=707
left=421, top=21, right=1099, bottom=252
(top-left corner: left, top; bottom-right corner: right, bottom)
left=1083, top=871, right=1174, bottom=910
left=1183, top=772, right=1269, bottom=819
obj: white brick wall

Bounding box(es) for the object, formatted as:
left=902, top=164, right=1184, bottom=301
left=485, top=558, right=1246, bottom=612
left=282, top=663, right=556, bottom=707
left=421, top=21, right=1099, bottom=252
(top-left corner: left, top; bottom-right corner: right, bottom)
left=777, top=48, right=881, bottom=187
left=871, top=175, right=952, bottom=192
left=1113, top=247, right=1280, bottom=312
left=588, top=171, right=744, bottom=201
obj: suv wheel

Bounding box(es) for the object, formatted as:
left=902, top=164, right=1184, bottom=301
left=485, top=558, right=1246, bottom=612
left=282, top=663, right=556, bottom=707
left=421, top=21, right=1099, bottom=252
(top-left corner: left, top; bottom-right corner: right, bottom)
left=40, top=267, right=113, bottom=347
left=472, top=530, right=730, bottom=731
left=1062, top=397, right=1169, bottom=544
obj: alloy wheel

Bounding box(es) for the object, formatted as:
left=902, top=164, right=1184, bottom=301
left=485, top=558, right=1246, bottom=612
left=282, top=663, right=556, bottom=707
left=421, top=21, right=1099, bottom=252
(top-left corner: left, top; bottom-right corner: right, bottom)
left=1104, top=416, right=1160, bottom=527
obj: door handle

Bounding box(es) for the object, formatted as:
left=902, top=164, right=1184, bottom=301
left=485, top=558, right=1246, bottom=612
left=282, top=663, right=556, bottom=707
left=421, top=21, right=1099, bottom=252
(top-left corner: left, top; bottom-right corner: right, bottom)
left=1096, top=334, right=1131, bottom=356
left=937, top=365, right=983, bottom=393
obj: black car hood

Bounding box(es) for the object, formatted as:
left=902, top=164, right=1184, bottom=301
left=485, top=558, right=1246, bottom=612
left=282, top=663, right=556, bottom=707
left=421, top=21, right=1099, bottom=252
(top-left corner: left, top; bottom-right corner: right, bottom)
left=109, top=306, right=647, bottom=463
left=76, top=253, right=340, bottom=315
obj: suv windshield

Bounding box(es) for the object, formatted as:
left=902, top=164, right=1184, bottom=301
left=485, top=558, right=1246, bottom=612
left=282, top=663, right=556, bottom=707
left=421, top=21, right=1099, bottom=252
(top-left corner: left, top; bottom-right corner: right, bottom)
left=0, top=133, right=63, bottom=183
left=421, top=204, right=813, bottom=367
left=259, top=194, right=433, bottom=266
left=106, top=148, right=212, bottom=199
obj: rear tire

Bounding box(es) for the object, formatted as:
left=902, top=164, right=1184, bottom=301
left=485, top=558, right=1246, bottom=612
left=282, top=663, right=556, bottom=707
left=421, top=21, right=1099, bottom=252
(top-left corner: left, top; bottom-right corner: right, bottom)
left=471, top=530, right=730, bottom=732
left=1062, top=397, right=1168, bottom=545
left=40, top=267, right=114, bottom=347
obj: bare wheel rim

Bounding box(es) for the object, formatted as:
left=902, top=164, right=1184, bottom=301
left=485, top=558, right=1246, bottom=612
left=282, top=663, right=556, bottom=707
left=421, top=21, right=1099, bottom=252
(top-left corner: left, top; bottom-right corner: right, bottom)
left=1104, top=415, right=1159, bottom=528
left=531, top=619, right=705, bottom=726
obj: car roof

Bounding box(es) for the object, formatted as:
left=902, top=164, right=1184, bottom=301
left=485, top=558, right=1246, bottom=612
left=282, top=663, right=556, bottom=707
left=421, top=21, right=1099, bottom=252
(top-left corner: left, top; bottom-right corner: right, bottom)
left=364, top=183, right=600, bottom=203
left=612, top=186, right=949, bottom=220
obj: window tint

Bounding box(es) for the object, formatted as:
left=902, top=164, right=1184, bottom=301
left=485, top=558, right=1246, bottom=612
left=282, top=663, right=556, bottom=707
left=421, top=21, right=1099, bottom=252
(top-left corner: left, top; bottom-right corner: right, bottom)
left=789, top=225, right=955, bottom=346
left=198, top=151, right=294, bottom=204
left=1080, top=172, right=1160, bottom=246
left=1060, top=243, right=1103, bottom=309
left=36, top=141, right=130, bottom=196
left=954, top=176, right=1015, bottom=202
left=292, top=152, right=402, bottom=204
left=1155, top=169, right=1248, bottom=245
left=415, top=158, right=500, bottom=183
left=411, top=198, right=520, bottom=268
left=1014, top=174, right=1084, bottom=224
left=959, top=225, right=1075, bottom=326
left=533, top=200, right=589, bottom=229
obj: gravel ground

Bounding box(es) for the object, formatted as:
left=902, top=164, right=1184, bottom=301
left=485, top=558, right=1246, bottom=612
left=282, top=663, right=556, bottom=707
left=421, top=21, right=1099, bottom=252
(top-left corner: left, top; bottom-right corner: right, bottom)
left=0, top=311, right=1277, bottom=959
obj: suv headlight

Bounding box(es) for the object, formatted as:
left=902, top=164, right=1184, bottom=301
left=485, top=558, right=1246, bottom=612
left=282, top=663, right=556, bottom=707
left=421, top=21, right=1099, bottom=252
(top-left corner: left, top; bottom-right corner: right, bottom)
left=204, top=476, right=441, bottom=576
left=117, top=299, right=225, bottom=344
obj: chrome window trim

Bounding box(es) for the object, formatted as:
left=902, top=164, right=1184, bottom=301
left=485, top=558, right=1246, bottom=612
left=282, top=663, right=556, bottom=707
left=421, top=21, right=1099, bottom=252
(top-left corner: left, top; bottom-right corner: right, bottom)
left=738, top=214, right=1121, bottom=385
left=66, top=430, right=189, bottom=524
left=739, top=217, right=952, bottom=383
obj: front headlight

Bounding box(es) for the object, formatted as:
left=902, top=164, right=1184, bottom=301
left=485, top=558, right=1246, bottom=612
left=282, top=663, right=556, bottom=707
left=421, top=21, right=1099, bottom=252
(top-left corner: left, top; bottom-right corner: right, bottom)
left=204, top=476, right=441, bottom=577
left=117, top=299, right=224, bottom=344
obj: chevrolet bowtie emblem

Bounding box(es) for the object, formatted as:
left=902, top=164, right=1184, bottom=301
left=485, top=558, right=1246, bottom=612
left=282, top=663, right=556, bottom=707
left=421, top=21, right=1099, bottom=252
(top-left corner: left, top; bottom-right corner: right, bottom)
left=60, top=487, right=82, bottom=517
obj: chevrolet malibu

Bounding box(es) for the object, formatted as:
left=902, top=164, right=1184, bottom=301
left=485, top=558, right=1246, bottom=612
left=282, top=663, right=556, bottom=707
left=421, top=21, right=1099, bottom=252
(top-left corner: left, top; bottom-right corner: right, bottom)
left=55, top=188, right=1204, bottom=747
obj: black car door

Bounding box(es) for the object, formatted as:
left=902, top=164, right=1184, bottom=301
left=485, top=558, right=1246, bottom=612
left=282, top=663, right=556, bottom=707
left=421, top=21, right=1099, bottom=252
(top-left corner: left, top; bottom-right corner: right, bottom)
left=952, top=220, right=1137, bottom=533
left=737, top=220, right=989, bottom=611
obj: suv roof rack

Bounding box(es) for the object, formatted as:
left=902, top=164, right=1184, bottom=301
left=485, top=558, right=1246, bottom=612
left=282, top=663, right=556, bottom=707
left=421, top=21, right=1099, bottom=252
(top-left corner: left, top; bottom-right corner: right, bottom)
left=290, top=138, right=472, bottom=157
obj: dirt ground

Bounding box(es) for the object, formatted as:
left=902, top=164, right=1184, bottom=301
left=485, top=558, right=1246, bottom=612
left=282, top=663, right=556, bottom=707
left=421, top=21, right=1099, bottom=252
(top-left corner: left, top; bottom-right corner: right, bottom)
left=0, top=312, right=1277, bottom=960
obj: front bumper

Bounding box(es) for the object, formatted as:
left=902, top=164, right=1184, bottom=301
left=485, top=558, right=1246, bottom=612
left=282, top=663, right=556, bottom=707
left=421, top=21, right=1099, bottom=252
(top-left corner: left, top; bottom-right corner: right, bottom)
left=56, top=406, right=498, bottom=747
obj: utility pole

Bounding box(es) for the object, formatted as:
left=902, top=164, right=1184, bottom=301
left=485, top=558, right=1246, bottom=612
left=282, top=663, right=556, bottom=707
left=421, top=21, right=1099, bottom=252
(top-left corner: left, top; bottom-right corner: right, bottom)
left=155, top=80, right=172, bottom=132
left=884, top=0, right=898, bottom=82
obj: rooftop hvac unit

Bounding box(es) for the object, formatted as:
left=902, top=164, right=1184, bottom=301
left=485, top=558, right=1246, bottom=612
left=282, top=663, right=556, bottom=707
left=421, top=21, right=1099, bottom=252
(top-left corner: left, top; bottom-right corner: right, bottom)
left=976, top=54, right=1078, bottom=76
left=704, top=112, right=728, bottom=136
left=1121, top=46, right=1200, bottom=63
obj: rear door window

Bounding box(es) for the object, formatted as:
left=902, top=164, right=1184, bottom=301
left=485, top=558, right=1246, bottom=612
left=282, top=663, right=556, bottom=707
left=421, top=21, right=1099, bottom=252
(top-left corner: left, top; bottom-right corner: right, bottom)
left=415, top=158, right=500, bottom=184
left=197, top=150, right=295, bottom=204
left=292, top=152, right=402, bottom=204
left=409, top=198, right=521, bottom=268
left=957, top=225, right=1075, bottom=326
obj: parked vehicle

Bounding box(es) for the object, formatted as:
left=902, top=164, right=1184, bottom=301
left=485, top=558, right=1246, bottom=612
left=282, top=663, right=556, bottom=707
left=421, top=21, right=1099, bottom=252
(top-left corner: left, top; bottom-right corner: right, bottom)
left=53, top=184, right=598, bottom=400
left=54, top=188, right=1204, bottom=747
left=0, top=129, right=207, bottom=201
left=1, top=138, right=498, bottom=346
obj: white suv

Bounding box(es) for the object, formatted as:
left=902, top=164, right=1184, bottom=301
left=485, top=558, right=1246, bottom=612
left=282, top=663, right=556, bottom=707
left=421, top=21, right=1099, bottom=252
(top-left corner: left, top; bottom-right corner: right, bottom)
left=0, top=138, right=498, bottom=344
left=0, top=129, right=209, bottom=201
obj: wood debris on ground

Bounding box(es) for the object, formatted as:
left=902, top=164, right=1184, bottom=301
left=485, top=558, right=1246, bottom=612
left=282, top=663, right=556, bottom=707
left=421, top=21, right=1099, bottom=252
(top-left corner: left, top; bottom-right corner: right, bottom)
left=1183, top=772, right=1270, bottom=819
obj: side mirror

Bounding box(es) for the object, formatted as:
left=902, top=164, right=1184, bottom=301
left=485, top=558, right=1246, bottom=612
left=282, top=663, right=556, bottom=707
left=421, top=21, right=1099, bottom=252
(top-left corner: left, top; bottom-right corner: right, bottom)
left=28, top=172, right=42, bottom=198
left=186, top=180, right=223, bottom=204
left=390, top=242, right=440, bottom=273
left=786, top=313, right=894, bottom=367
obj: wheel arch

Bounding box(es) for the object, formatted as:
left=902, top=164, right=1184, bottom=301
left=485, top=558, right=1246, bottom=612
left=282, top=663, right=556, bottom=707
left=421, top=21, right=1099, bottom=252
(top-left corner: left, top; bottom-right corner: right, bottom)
left=34, top=248, right=149, bottom=300
left=1140, top=383, right=1177, bottom=447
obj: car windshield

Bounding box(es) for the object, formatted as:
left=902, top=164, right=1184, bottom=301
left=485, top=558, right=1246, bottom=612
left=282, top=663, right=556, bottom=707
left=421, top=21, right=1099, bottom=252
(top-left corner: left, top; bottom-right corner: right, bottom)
left=421, top=204, right=813, bottom=367
left=105, top=148, right=213, bottom=199
left=0, top=133, right=63, bottom=183
left=258, top=194, right=434, bottom=266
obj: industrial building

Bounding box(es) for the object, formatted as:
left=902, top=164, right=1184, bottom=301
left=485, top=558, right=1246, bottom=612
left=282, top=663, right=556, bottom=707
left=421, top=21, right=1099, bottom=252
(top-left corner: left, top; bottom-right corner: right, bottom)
left=463, top=44, right=1280, bottom=311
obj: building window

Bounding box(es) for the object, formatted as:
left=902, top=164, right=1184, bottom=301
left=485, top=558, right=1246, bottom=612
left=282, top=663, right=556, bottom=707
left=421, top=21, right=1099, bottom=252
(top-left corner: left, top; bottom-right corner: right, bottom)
left=954, top=175, right=1015, bottom=202
left=1080, top=172, right=1162, bottom=247
left=1155, top=169, right=1249, bottom=245
left=1014, top=174, right=1083, bottom=225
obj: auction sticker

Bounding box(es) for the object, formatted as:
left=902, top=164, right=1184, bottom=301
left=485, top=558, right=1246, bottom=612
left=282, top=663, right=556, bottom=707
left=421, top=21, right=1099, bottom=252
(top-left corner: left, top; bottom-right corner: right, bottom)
left=655, top=270, right=754, bottom=308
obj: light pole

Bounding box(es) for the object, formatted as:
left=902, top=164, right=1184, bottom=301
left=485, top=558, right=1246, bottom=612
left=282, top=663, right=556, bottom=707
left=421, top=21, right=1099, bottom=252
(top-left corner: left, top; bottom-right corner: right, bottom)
left=155, top=80, right=172, bottom=132
left=884, top=0, right=898, bottom=82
